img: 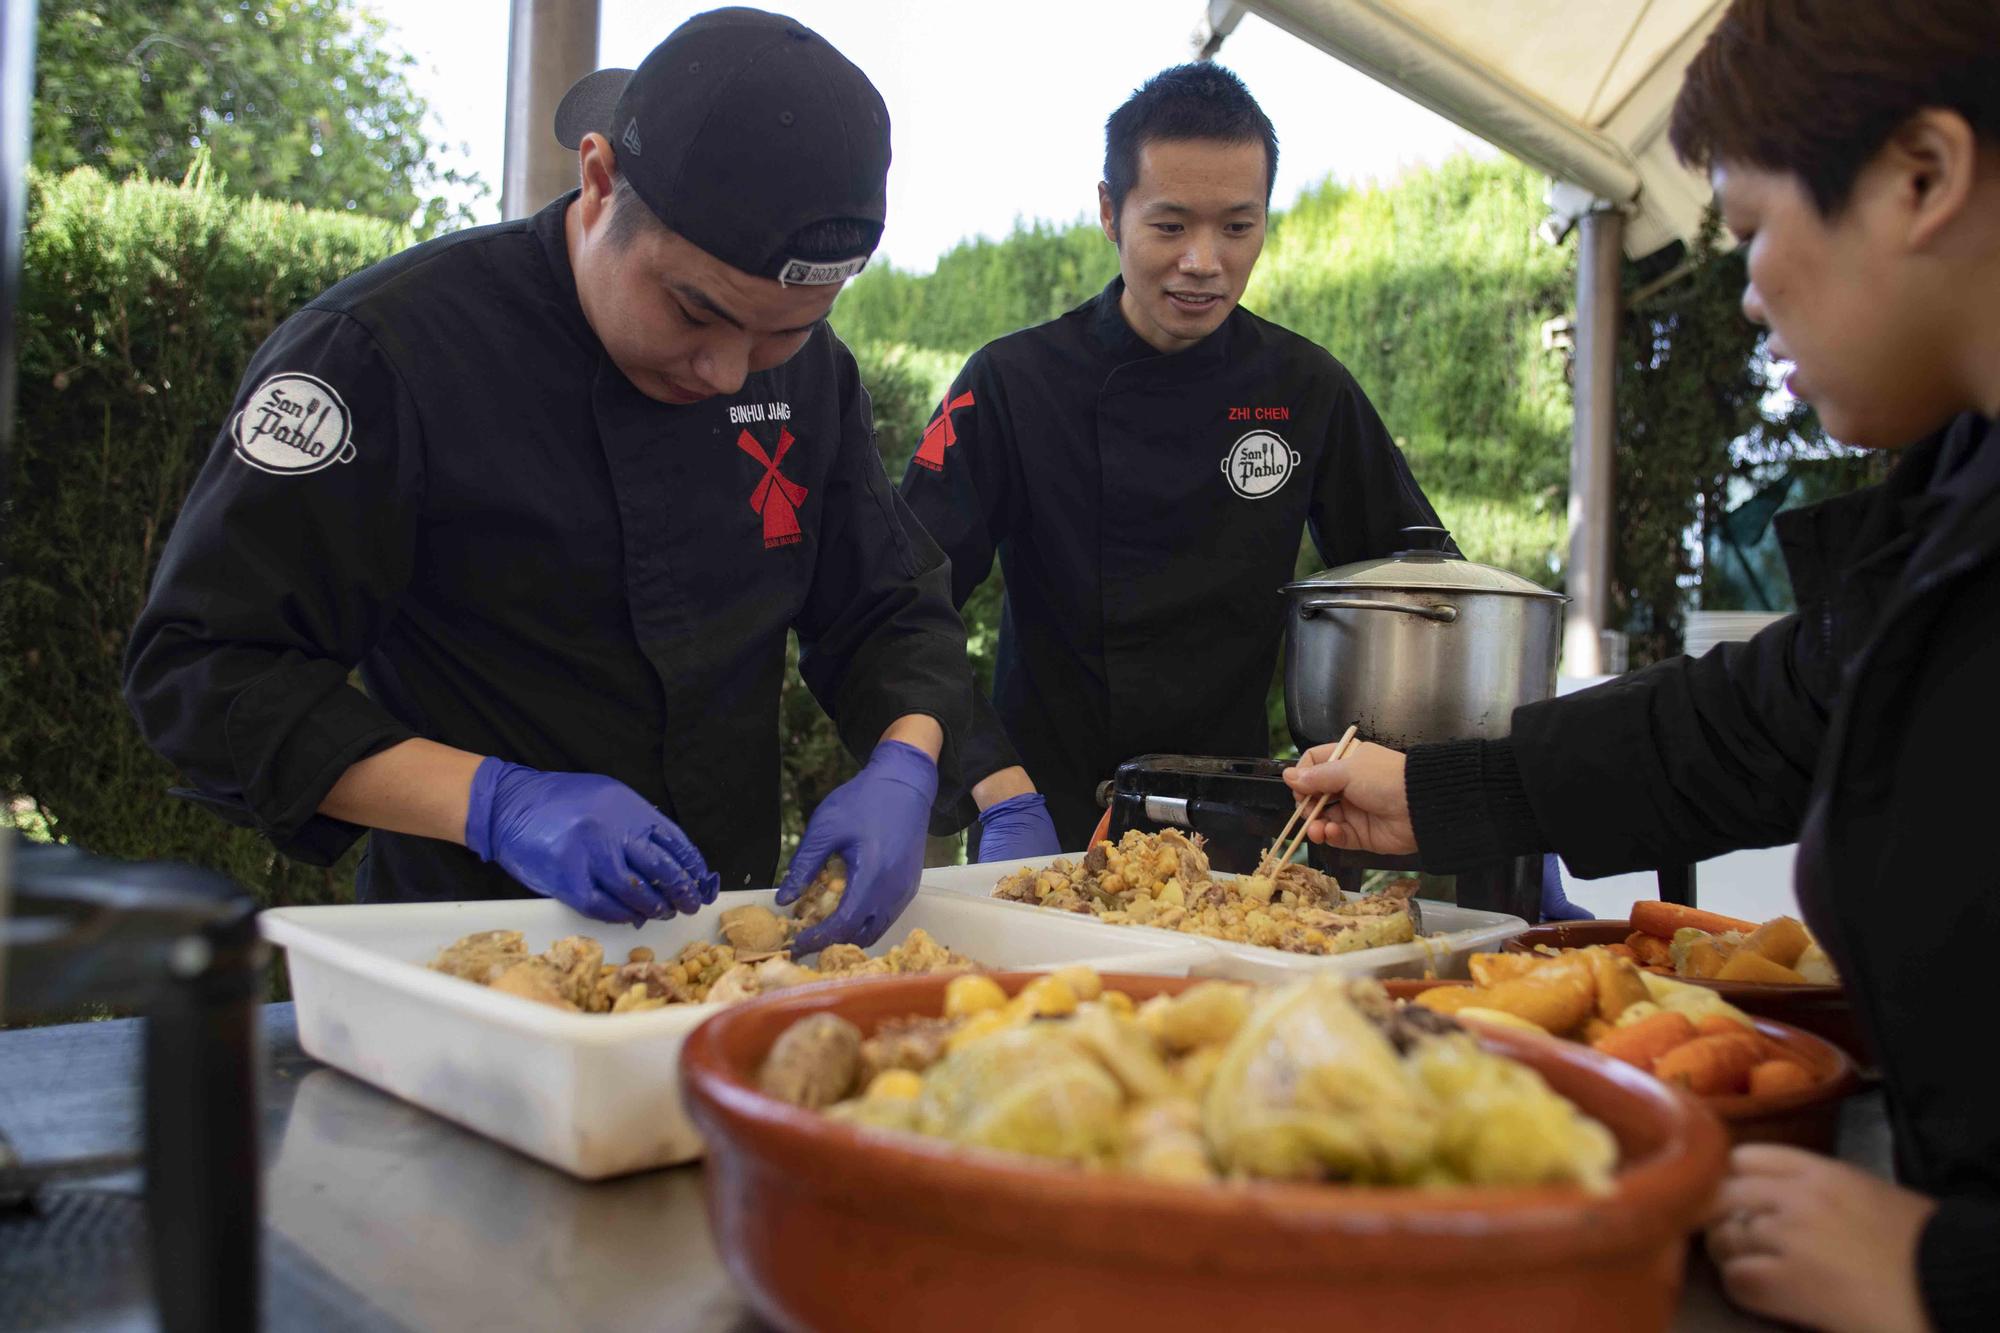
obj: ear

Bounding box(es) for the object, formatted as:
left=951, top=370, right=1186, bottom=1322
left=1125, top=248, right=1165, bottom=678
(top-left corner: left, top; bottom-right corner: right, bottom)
left=1097, top=181, right=1119, bottom=246
left=1879, top=108, right=1979, bottom=251
left=577, top=133, right=617, bottom=232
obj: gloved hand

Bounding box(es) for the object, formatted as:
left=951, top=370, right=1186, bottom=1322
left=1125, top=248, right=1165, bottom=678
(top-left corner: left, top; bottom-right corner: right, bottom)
left=1540, top=853, right=1594, bottom=921
left=465, top=757, right=718, bottom=925
left=975, top=792, right=1061, bottom=863
left=776, top=740, right=937, bottom=953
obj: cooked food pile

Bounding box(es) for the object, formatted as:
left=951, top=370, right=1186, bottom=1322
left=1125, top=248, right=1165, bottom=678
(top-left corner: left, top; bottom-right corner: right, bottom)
left=1599, top=903, right=1840, bottom=986
left=757, top=968, right=1618, bottom=1191
left=428, top=860, right=977, bottom=1013
left=1417, top=949, right=1821, bottom=1097
left=993, top=829, right=1418, bottom=956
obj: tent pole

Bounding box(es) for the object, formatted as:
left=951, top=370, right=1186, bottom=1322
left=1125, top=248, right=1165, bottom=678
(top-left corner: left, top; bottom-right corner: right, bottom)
left=501, top=0, right=601, bottom=221
left=1563, top=207, right=1625, bottom=676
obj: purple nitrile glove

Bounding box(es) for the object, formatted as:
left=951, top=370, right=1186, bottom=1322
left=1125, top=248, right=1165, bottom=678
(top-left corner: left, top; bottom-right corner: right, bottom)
left=465, top=757, right=719, bottom=925
left=776, top=740, right=938, bottom=953
left=1540, top=853, right=1594, bottom=922
left=975, top=792, right=1061, bottom=863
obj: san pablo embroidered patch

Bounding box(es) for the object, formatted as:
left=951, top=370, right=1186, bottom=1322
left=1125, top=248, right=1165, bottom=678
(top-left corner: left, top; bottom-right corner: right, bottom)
left=232, top=373, right=355, bottom=475
left=1221, top=429, right=1298, bottom=500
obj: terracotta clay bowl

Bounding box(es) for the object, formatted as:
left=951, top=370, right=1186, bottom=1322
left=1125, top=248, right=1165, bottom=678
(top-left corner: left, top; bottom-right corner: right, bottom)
left=1383, top=979, right=1859, bottom=1151
left=1502, top=920, right=1867, bottom=1069
left=682, top=971, right=1728, bottom=1333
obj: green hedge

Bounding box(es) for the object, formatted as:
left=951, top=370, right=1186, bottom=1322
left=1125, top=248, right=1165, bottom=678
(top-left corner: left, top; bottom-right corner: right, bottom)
left=0, top=169, right=959, bottom=900
left=4, top=168, right=409, bottom=901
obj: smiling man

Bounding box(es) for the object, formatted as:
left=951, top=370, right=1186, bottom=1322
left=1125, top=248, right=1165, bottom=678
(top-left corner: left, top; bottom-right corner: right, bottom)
left=123, top=8, right=970, bottom=951
left=897, top=64, right=1448, bottom=858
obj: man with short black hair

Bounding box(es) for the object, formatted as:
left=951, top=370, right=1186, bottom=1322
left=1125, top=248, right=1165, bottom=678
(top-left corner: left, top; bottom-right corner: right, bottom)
left=898, top=64, right=1451, bottom=862
left=125, top=8, right=968, bottom=950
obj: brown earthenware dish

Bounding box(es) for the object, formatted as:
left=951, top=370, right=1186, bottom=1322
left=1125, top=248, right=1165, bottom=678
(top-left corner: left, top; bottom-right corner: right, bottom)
left=682, top=971, right=1728, bottom=1333
left=1502, top=920, right=1868, bottom=1069
left=1382, top=979, right=1859, bottom=1151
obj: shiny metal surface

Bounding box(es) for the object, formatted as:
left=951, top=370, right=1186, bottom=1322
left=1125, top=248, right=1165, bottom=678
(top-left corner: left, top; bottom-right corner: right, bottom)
left=1285, top=579, right=1564, bottom=751
left=1563, top=206, right=1625, bottom=675
left=1288, top=549, right=1560, bottom=598
left=1, top=1004, right=1883, bottom=1332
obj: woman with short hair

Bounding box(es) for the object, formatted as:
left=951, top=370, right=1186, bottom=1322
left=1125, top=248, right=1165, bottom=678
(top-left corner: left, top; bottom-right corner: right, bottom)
left=1285, top=2, right=2000, bottom=1328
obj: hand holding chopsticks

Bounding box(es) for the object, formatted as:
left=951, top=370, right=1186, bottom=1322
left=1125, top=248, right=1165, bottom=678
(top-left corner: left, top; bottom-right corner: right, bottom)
left=1259, top=723, right=1360, bottom=876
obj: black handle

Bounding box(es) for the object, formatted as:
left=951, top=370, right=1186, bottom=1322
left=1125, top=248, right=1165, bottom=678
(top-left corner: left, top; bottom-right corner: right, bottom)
left=145, top=921, right=262, bottom=1333
left=1395, top=524, right=1455, bottom=555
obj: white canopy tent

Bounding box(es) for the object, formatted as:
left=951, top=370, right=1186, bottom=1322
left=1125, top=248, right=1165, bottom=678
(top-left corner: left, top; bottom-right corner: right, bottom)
left=1197, top=0, right=1730, bottom=673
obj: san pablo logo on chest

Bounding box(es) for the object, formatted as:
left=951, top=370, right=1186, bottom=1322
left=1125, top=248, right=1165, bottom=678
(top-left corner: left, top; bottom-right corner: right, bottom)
left=1222, top=428, right=1299, bottom=500
left=232, top=373, right=355, bottom=475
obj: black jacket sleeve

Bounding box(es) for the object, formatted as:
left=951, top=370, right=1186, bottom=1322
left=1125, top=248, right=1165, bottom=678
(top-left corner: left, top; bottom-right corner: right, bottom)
left=1404, top=614, right=1831, bottom=874
left=1919, top=1198, right=2000, bottom=1333
left=896, top=353, right=1028, bottom=826
left=1308, top=361, right=1451, bottom=565
left=122, top=309, right=424, bottom=864
left=793, top=337, right=974, bottom=784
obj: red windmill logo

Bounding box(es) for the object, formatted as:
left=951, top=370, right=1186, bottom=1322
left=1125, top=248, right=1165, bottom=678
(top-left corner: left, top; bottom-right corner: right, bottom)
left=738, top=426, right=808, bottom=548
left=912, top=389, right=975, bottom=471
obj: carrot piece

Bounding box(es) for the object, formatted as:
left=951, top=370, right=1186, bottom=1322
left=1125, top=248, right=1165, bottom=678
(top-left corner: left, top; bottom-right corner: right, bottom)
left=1652, top=1033, right=1765, bottom=1095
left=1592, top=1011, right=1698, bottom=1068
left=1626, top=932, right=1673, bottom=967
left=1747, top=1059, right=1818, bottom=1097
left=1695, top=1014, right=1752, bottom=1039
left=1716, top=950, right=1809, bottom=985
left=1606, top=943, right=1638, bottom=961
left=1631, top=901, right=1759, bottom=940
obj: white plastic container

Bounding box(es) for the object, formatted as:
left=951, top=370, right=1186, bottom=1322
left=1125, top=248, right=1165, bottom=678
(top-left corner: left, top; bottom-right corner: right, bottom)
left=260, top=890, right=1213, bottom=1180
left=921, top=858, right=1527, bottom=983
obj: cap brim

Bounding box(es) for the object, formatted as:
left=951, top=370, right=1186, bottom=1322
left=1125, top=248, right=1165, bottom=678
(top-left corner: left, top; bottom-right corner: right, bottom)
left=552, top=68, right=634, bottom=150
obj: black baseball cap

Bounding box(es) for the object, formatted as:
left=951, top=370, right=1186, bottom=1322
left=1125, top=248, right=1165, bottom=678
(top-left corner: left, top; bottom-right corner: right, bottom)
left=553, top=7, right=890, bottom=286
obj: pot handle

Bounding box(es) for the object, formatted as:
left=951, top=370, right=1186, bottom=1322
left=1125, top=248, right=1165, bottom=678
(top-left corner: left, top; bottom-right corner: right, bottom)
left=1297, top=596, right=1458, bottom=624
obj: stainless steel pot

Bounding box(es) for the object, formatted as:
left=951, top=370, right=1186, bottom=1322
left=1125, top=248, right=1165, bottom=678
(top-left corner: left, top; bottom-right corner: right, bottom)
left=1283, top=527, right=1566, bottom=751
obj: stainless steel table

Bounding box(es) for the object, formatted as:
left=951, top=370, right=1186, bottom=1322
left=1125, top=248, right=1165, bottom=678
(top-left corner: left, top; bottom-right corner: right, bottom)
left=1, top=1005, right=1890, bottom=1332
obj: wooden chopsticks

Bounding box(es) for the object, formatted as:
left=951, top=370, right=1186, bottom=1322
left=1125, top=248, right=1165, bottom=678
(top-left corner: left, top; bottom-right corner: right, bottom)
left=1259, top=723, right=1360, bottom=877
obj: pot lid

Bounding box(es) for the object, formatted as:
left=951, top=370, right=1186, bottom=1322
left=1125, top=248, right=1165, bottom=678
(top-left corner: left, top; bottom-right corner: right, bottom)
left=1284, top=526, right=1566, bottom=601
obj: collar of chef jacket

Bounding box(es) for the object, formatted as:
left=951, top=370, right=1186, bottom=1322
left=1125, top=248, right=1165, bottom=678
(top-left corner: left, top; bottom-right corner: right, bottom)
left=1083, top=276, right=1239, bottom=379
left=529, top=191, right=601, bottom=349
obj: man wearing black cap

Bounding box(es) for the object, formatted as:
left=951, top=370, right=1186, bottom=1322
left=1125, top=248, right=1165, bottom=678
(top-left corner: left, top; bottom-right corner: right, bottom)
left=124, top=8, right=966, bottom=949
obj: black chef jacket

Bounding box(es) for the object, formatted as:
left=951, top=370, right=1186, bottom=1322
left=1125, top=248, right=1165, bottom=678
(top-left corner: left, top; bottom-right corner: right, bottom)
left=124, top=193, right=970, bottom=901
left=898, top=277, right=1444, bottom=847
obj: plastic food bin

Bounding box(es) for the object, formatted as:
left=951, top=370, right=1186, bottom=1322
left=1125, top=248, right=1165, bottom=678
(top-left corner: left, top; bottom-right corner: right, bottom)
left=260, top=890, right=1214, bottom=1179
left=920, top=858, right=1527, bottom=983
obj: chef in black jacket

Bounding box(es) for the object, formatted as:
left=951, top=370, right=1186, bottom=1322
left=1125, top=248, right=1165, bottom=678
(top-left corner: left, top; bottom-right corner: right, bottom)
left=898, top=64, right=1447, bottom=857
left=1285, top=1, right=2000, bottom=1327
left=124, top=9, right=967, bottom=951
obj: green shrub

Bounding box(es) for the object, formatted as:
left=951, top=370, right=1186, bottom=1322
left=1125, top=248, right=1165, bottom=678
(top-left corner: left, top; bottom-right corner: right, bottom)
left=4, top=168, right=406, bottom=901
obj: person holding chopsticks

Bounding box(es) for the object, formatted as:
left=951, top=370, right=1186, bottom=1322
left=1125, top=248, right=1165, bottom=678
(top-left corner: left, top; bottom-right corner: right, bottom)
left=1284, top=2, right=2000, bottom=1328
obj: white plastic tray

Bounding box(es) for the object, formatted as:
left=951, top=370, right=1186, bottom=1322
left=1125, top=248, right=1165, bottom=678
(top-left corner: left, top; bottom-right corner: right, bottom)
left=260, top=889, right=1214, bottom=1180
left=921, top=857, right=1527, bottom=984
